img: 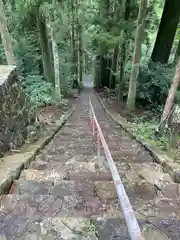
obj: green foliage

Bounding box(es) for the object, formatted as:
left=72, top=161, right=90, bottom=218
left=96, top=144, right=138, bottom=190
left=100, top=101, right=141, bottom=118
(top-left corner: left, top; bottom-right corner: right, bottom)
left=0, top=44, right=6, bottom=64
left=14, top=34, right=41, bottom=75
left=60, top=62, right=74, bottom=96
left=137, top=63, right=175, bottom=108
left=26, top=121, right=46, bottom=143
left=2, top=0, right=76, bottom=109
left=23, top=75, right=54, bottom=107
left=132, top=116, right=169, bottom=150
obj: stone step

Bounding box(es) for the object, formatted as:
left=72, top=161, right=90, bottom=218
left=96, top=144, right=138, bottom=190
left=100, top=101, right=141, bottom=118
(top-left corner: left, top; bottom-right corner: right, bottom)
left=124, top=180, right=158, bottom=203
left=29, top=159, right=49, bottom=170
left=59, top=139, right=95, bottom=144
left=0, top=215, right=98, bottom=239
left=63, top=146, right=95, bottom=153
left=29, top=161, right=105, bottom=173
left=113, top=162, right=131, bottom=177
left=34, top=152, right=98, bottom=164
left=156, top=182, right=180, bottom=198
left=12, top=180, right=96, bottom=199
left=110, top=150, right=138, bottom=160
left=21, top=169, right=68, bottom=182
left=35, top=149, right=97, bottom=162
left=63, top=128, right=90, bottom=132
left=94, top=181, right=117, bottom=201
left=67, top=171, right=112, bottom=181
left=93, top=217, right=172, bottom=240
left=59, top=132, right=94, bottom=137
left=104, top=143, right=133, bottom=150
left=130, top=162, right=163, bottom=172
left=94, top=179, right=161, bottom=204
left=38, top=146, right=96, bottom=155
left=138, top=168, right=173, bottom=184
left=46, top=151, right=97, bottom=158
left=59, top=133, right=93, bottom=139
left=61, top=154, right=99, bottom=163
left=61, top=130, right=92, bottom=135
left=55, top=148, right=95, bottom=155
left=30, top=155, right=99, bottom=169
left=123, top=162, right=169, bottom=184
left=65, top=124, right=89, bottom=127
left=134, top=197, right=180, bottom=220
left=0, top=194, right=108, bottom=218
left=56, top=138, right=94, bottom=144
left=62, top=162, right=98, bottom=172
left=96, top=194, right=180, bottom=220
left=65, top=145, right=97, bottom=150
left=66, top=144, right=96, bottom=150
left=12, top=179, right=52, bottom=195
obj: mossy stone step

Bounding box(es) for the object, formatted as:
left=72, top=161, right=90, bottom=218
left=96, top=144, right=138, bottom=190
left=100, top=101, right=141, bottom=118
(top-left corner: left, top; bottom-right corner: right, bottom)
left=0, top=215, right=98, bottom=239
left=12, top=179, right=95, bottom=199
left=0, top=194, right=109, bottom=218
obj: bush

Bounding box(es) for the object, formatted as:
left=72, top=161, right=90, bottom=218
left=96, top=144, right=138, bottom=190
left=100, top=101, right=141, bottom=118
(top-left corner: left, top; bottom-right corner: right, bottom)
left=14, top=35, right=41, bottom=76
left=22, top=75, right=54, bottom=107
left=137, top=63, right=175, bottom=108
left=133, top=116, right=169, bottom=150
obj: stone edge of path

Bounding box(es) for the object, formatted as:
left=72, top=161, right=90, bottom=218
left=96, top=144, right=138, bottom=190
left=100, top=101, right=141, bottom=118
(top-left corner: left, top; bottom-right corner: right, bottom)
left=0, top=109, right=74, bottom=195
left=95, top=90, right=180, bottom=183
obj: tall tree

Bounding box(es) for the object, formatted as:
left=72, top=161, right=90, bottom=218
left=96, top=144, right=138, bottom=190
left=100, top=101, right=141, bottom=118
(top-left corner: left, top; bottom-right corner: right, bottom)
left=109, top=0, right=122, bottom=90
left=48, top=0, right=62, bottom=100
left=99, top=0, right=110, bottom=88
left=36, top=12, right=53, bottom=83
left=173, top=39, right=180, bottom=65
left=70, top=0, right=78, bottom=87
left=119, top=0, right=131, bottom=98
left=77, top=22, right=83, bottom=83
left=75, top=0, right=83, bottom=86
left=160, top=58, right=180, bottom=125
left=151, top=0, right=180, bottom=64
left=127, top=0, right=147, bottom=111
left=0, top=0, right=15, bottom=65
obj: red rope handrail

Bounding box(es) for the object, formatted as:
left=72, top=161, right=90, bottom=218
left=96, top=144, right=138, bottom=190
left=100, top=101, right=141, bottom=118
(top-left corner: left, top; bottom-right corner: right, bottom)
left=89, top=97, right=145, bottom=240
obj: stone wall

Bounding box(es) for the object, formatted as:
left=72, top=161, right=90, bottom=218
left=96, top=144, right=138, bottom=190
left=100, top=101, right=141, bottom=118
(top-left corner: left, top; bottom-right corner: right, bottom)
left=0, top=65, right=34, bottom=156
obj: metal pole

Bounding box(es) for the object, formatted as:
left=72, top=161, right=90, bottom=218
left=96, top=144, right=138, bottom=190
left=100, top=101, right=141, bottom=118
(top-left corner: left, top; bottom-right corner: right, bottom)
left=92, top=118, right=95, bottom=136
left=97, top=133, right=100, bottom=158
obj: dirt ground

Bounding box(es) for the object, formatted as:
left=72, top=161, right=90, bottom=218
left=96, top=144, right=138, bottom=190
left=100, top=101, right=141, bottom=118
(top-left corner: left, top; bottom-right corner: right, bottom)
left=97, top=90, right=150, bottom=122
left=25, top=95, right=79, bottom=144
left=97, top=89, right=180, bottom=163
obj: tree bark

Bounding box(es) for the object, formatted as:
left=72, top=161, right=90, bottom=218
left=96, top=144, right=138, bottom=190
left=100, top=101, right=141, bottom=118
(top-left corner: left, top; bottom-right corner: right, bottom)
left=160, top=58, right=180, bottom=124
left=110, top=44, right=119, bottom=89
left=99, top=0, right=110, bottom=88
left=127, top=0, right=147, bottom=111
left=71, top=0, right=78, bottom=88
left=36, top=13, right=53, bottom=83
left=49, top=21, right=61, bottom=101
left=119, top=38, right=126, bottom=96
left=49, top=0, right=61, bottom=101
left=173, top=39, right=180, bottom=65
left=84, top=52, right=88, bottom=73
left=0, top=0, right=15, bottom=65
left=75, top=0, right=79, bottom=86
left=94, top=55, right=101, bottom=89
left=78, top=23, right=83, bottom=83
left=119, top=0, right=131, bottom=98
left=151, top=0, right=180, bottom=64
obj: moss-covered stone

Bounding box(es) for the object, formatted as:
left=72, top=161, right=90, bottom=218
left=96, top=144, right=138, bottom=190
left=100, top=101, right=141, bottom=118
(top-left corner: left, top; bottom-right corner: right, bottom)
left=0, top=65, right=35, bottom=155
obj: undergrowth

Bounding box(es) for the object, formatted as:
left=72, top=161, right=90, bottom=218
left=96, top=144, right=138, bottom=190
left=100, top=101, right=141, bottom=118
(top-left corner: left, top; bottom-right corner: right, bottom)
left=132, top=116, right=169, bottom=151
left=22, top=75, right=55, bottom=107
left=22, top=74, right=72, bottom=110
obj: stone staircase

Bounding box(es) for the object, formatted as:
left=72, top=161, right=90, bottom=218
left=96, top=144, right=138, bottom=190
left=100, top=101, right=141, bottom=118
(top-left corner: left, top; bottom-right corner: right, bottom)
left=0, top=90, right=180, bottom=239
